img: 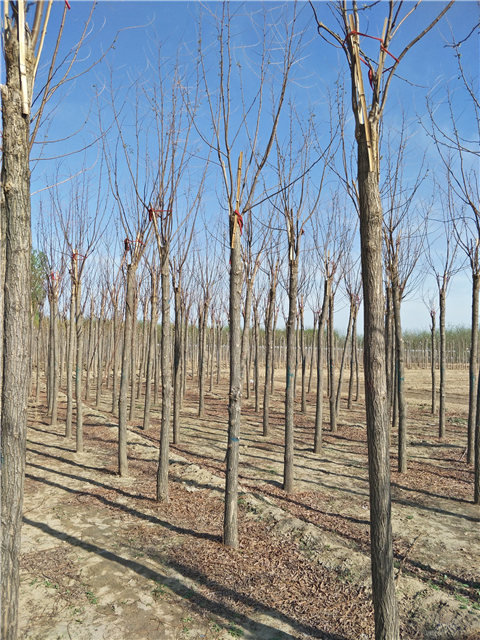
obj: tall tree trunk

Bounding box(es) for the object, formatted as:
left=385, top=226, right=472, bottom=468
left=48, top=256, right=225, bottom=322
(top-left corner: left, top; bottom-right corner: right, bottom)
left=385, top=283, right=394, bottom=418
left=224, top=206, right=242, bottom=547
left=348, top=304, right=358, bottom=409
left=75, top=277, right=84, bottom=453
left=1, top=33, right=32, bottom=637
left=392, top=269, right=407, bottom=473
left=111, top=301, right=120, bottom=415
left=118, top=264, right=135, bottom=476
left=84, top=299, right=94, bottom=402
left=96, top=296, right=105, bottom=408
left=157, top=247, right=172, bottom=502
left=328, top=290, right=337, bottom=432
left=129, top=289, right=138, bottom=422
left=143, top=273, right=157, bottom=430
left=36, top=311, right=43, bottom=403
left=358, top=125, right=399, bottom=638
left=253, top=304, right=260, bottom=414
left=173, top=277, right=182, bottom=443
left=49, top=288, right=59, bottom=426
left=198, top=305, right=207, bottom=417
left=439, top=287, right=447, bottom=438
left=300, top=305, right=307, bottom=413
left=314, top=279, right=330, bottom=454
left=467, top=274, right=479, bottom=464
left=308, top=313, right=317, bottom=394
left=271, top=308, right=278, bottom=394
left=262, top=268, right=277, bottom=437
left=137, top=298, right=148, bottom=400
left=335, top=300, right=354, bottom=417
left=283, top=252, right=298, bottom=493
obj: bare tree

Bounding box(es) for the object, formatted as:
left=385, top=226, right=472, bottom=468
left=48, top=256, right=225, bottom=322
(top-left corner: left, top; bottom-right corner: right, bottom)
left=426, top=183, right=461, bottom=440
left=425, top=34, right=480, bottom=491
left=1, top=2, right=105, bottom=635
left=198, top=1, right=305, bottom=545
left=312, top=3, right=454, bottom=637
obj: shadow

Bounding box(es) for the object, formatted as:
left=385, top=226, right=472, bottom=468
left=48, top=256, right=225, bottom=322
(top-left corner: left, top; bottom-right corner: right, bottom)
left=27, top=448, right=114, bottom=474
left=22, top=517, right=345, bottom=640
left=391, top=481, right=471, bottom=505
left=25, top=472, right=220, bottom=543
left=27, top=439, right=76, bottom=454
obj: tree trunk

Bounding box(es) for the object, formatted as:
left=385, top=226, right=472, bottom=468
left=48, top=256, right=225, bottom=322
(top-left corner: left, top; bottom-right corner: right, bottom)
left=118, top=264, right=136, bottom=476
left=173, top=278, right=182, bottom=443
left=198, top=305, right=207, bottom=417
left=348, top=305, right=358, bottom=409
left=157, top=247, right=172, bottom=502
left=467, top=274, right=479, bottom=464
left=439, top=287, right=447, bottom=438
left=253, top=304, right=260, bottom=413
left=74, top=275, right=84, bottom=453
left=392, top=269, right=407, bottom=473
left=328, top=290, right=337, bottom=432
left=314, top=280, right=330, bottom=454
left=358, top=124, right=399, bottom=638
left=262, top=269, right=277, bottom=437
left=129, top=289, right=138, bottom=422
left=143, top=273, right=157, bottom=430
left=96, top=295, right=106, bottom=408
left=111, top=301, right=120, bottom=415
left=283, top=252, right=298, bottom=493
left=430, top=311, right=436, bottom=415
left=50, top=289, right=60, bottom=426
left=308, top=313, right=317, bottom=394
left=137, top=298, right=148, bottom=400
left=300, top=305, right=307, bottom=413
left=385, top=283, right=394, bottom=418
left=1, top=33, right=33, bottom=637
left=335, top=300, right=354, bottom=418
left=224, top=212, right=242, bottom=547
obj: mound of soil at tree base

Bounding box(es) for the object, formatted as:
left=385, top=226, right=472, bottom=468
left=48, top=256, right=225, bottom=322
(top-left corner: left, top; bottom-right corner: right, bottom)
left=19, top=368, right=480, bottom=639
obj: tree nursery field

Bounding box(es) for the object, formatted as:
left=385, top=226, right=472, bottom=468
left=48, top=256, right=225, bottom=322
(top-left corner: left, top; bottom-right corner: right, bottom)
left=19, top=367, right=480, bottom=640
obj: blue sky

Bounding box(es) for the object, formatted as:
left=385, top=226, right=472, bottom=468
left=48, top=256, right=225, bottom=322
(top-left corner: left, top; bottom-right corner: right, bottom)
left=8, top=1, right=479, bottom=332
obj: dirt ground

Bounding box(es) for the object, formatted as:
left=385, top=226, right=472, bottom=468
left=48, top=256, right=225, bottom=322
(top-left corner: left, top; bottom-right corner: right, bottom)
left=19, top=366, right=480, bottom=639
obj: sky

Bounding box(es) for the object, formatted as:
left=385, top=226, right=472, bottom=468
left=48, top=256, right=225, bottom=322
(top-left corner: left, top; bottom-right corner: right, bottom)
left=3, top=1, right=479, bottom=333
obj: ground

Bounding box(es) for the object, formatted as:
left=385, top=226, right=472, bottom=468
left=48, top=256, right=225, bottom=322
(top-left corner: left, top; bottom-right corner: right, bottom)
left=19, top=366, right=480, bottom=639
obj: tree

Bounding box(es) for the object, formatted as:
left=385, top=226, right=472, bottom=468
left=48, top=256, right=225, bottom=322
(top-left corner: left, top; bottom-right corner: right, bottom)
left=425, top=31, right=480, bottom=492
left=198, top=1, right=304, bottom=545
left=312, top=3, right=454, bottom=638
left=1, top=2, right=101, bottom=634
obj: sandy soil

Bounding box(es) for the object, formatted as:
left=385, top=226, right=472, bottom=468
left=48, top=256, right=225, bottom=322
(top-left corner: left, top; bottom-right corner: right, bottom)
left=19, top=366, right=480, bottom=639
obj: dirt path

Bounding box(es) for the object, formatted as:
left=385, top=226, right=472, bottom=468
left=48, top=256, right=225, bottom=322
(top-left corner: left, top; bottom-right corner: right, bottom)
left=19, top=368, right=480, bottom=639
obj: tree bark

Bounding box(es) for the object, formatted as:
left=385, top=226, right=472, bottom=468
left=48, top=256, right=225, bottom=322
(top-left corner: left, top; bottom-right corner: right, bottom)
left=224, top=213, right=242, bottom=547
left=467, top=274, right=479, bottom=464
left=1, top=34, right=33, bottom=638
left=335, top=299, right=354, bottom=418
left=75, top=277, right=84, bottom=453
left=143, top=273, right=157, bottom=430
left=283, top=251, right=299, bottom=493
left=314, top=279, right=330, bottom=454
left=358, top=124, right=399, bottom=638
left=392, top=268, right=407, bottom=473
left=157, top=247, right=172, bottom=502
left=300, top=304, right=307, bottom=413
left=328, top=289, right=337, bottom=432
left=173, top=277, right=182, bottom=443
left=262, top=267, right=277, bottom=437
left=118, top=264, right=135, bottom=476
left=439, top=287, right=447, bottom=438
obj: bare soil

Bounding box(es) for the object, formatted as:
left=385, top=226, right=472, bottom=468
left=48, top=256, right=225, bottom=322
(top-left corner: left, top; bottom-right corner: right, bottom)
left=19, top=366, right=480, bottom=639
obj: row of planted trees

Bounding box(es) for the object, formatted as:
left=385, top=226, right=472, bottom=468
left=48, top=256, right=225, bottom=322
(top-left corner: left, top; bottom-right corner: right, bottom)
left=3, top=2, right=479, bottom=639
